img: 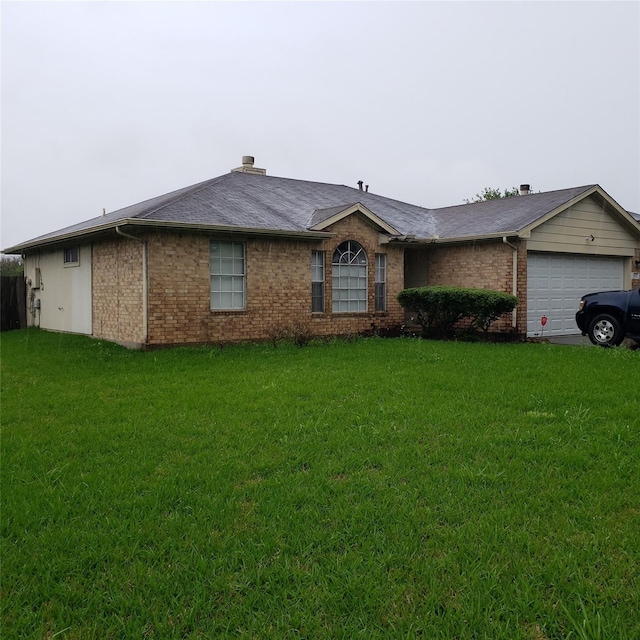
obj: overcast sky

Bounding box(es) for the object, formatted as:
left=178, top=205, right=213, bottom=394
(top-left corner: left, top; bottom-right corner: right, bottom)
left=2, top=0, right=639, bottom=250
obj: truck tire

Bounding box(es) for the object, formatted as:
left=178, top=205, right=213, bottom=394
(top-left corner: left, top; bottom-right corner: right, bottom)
left=587, top=314, right=624, bottom=347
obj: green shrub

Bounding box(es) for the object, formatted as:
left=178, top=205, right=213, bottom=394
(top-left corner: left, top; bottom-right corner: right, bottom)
left=397, top=285, right=518, bottom=337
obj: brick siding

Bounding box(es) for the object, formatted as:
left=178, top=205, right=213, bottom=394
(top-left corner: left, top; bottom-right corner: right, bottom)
left=92, top=238, right=144, bottom=345
left=310, top=213, right=405, bottom=339
left=91, top=215, right=405, bottom=347
left=424, top=239, right=527, bottom=334
left=91, top=222, right=534, bottom=347
left=515, top=240, right=528, bottom=332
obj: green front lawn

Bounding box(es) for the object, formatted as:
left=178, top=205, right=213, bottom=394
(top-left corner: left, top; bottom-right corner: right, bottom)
left=1, top=329, right=638, bottom=639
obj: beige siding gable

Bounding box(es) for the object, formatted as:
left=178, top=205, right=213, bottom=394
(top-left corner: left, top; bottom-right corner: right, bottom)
left=528, top=196, right=639, bottom=256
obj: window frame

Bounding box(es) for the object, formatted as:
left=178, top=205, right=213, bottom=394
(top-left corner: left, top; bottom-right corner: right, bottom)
left=210, top=240, right=246, bottom=311
left=63, top=246, right=80, bottom=267
left=332, top=240, right=368, bottom=313
left=375, top=253, right=387, bottom=312
left=311, top=250, right=325, bottom=313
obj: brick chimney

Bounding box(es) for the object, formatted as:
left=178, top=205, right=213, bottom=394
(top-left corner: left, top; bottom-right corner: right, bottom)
left=231, top=155, right=266, bottom=175
left=519, top=184, right=531, bottom=195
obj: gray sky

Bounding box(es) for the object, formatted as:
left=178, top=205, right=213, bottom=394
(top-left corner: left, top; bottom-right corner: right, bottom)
left=2, top=0, right=639, bottom=250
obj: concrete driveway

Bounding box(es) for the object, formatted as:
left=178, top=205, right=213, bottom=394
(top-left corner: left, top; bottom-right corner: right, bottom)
left=546, top=334, right=593, bottom=346
left=543, top=335, right=638, bottom=348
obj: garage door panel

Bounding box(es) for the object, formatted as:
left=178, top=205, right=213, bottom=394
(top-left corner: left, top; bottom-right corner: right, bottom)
left=550, top=277, right=563, bottom=291
left=596, top=276, right=617, bottom=289
left=550, top=318, right=564, bottom=332
left=527, top=253, right=623, bottom=337
left=533, top=299, right=549, bottom=313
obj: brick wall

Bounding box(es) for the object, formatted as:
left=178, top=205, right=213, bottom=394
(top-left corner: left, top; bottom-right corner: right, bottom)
left=92, top=238, right=144, bottom=345
left=310, top=213, right=405, bottom=338
left=142, top=215, right=405, bottom=347
left=147, top=232, right=209, bottom=345
left=92, top=228, right=527, bottom=347
left=424, top=239, right=526, bottom=334
left=515, top=240, right=528, bottom=333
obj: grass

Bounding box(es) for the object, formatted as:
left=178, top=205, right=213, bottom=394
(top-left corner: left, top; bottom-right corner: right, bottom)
left=1, top=329, right=638, bottom=639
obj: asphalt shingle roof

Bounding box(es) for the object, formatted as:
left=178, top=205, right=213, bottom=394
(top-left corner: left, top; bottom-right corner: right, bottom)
left=13, top=172, right=438, bottom=249
left=7, top=168, right=631, bottom=253
left=429, top=185, right=595, bottom=238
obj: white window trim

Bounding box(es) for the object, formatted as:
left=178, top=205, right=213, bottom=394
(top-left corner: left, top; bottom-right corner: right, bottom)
left=312, top=250, right=325, bottom=313
left=63, top=246, right=80, bottom=267
left=375, top=253, right=387, bottom=312
left=332, top=240, right=368, bottom=313
left=210, top=241, right=246, bottom=311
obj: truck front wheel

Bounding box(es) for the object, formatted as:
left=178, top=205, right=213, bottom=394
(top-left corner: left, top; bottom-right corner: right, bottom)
left=587, top=314, right=624, bottom=347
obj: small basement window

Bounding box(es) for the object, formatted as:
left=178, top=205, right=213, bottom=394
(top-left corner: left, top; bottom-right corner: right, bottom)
left=63, top=246, right=80, bottom=266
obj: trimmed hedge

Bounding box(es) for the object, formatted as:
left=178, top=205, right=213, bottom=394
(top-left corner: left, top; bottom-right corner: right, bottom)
left=397, top=286, right=518, bottom=337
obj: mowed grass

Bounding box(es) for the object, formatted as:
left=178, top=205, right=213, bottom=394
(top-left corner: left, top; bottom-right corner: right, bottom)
left=1, top=329, right=638, bottom=639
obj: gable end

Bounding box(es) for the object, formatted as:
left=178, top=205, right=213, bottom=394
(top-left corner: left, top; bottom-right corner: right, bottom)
left=308, top=202, right=400, bottom=236
left=527, top=194, right=640, bottom=256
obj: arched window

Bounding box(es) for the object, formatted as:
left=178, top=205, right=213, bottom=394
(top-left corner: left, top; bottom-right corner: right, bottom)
left=332, top=240, right=367, bottom=312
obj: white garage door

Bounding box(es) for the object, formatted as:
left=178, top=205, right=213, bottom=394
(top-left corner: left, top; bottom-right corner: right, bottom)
left=527, top=253, right=624, bottom=337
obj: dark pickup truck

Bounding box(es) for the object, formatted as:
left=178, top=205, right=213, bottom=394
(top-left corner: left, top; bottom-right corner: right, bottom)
left=576, top=287, right=640, bottom=346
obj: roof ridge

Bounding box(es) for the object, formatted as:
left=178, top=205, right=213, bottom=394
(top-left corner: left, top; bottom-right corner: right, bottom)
left=258, top=172, right=432, bottom=212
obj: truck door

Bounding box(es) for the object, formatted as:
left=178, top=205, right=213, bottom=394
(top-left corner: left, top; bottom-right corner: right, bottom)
left=628, top=287, right=640, bottom=337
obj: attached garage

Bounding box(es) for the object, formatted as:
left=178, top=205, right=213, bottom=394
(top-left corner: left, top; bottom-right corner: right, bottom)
left=526, top=253, right=624, bottom=337
left=524, top=191, right=638, bottom=337
left=417, top=185, right=639, bottom=339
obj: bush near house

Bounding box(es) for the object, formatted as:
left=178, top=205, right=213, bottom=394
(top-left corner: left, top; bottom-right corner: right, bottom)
left=398, top=285, right=518, bottom=337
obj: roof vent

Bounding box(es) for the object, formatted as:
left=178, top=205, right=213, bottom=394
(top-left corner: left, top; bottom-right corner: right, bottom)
left=519, top=184, right=531, bottom=195
left=232, top=155, right=266, bottom=175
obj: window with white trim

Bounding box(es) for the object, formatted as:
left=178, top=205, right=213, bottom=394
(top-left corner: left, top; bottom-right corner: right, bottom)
left=332, top=240, right=367, bottom=312
left=63, top=246, right=79, bottom=266
left=210, top=241, right=245, bottom=310
left=311, top=251, right=325, bottom=312
left=375, top=253, right=387, bottom=311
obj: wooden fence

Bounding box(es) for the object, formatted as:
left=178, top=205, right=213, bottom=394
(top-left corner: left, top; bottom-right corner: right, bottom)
left=1, top=276, right=27, bottom=331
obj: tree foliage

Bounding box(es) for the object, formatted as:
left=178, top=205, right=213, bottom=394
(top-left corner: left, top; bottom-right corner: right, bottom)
left=398, top=286, right=518, bottom=337
left=0, top=255, right=24, bottom=277
left=465, top=187, right=519, bottom=203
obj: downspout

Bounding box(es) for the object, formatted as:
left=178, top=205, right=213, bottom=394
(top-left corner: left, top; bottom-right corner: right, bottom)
left=115, top=226, right=148, bottom=346
left=502, top=237, right=518, bottom=329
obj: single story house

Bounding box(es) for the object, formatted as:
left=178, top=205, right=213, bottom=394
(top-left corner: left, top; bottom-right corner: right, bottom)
left=5, top=156, right=640, bottom=348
